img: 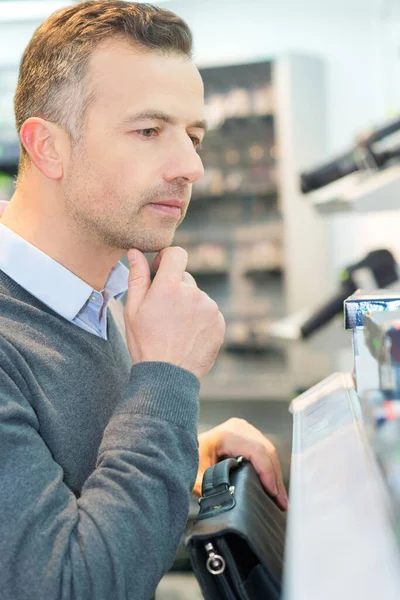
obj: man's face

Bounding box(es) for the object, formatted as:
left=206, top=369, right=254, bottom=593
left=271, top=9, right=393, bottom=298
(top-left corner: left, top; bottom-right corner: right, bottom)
left=62, top=40, right=205, bottom=252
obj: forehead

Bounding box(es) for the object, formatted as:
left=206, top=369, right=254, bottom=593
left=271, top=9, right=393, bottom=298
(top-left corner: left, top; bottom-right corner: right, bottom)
left=87, top=40, right=204, bottom=122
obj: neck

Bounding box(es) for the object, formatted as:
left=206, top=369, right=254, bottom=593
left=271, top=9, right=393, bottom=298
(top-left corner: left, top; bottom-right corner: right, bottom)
left=2, top=180, right=124, bottom=291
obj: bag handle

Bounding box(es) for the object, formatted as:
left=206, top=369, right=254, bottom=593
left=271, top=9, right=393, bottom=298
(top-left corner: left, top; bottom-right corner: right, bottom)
left=201, top=456, right=243, bottom=497
left=196, top=457, right=243, bottom=520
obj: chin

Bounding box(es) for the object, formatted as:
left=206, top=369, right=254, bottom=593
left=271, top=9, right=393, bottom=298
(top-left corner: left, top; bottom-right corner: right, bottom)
left=107, top=219, right=178, bottom=252
left=130, top=232, right=176, bottom=254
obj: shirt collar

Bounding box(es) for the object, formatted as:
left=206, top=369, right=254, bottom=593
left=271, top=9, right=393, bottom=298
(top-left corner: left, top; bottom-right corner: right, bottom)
left=0, top=221, right=129, bottom=321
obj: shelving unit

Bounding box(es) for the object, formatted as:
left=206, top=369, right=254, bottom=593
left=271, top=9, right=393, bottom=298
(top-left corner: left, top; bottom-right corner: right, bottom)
left=173, top=59, right=286, bottom=399
left=172, top=55, right=331, bottom=401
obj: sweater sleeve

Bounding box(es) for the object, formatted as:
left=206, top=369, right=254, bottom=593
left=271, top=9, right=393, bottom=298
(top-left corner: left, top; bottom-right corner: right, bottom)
left=0, top=354, right=199, bottom=600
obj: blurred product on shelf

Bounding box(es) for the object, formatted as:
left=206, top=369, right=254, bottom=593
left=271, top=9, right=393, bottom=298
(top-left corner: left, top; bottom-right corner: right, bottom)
left=225, top=320, right=250, bottom=346
left=193, top=68, right=276, bottom=203
left=363, top=310, right=400, bottom=395
left=193, top=165, right=276, bottom=197
left=194, top=167, right=225, bottom=197
left=203, top=82, right=274, bottom=130
left=243, top=240, right=283, bottom=274
left=186, top=244, right=229, bottom=275
left=225, top=317, right=281, bottom=354
left=344, top=296, right=400, bottom=524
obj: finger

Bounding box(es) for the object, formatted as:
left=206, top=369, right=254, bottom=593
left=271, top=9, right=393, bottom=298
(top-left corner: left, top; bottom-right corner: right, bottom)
left=217, top=311, right=226, bottom=331
left=223, top=420, right=288, bottom=510
left=193, top=471, right=203, bottom=497
left=182, top=271, right=197, bottom=287
left=152, top=248, right=168, bottom=273
left=125, top=249, right=151, bottom=316
left=152, top=246, right=187, bottom=274
left=219, top=432, right=288, bottom=511
left=235, top=427, right=288, bottom=511
left=152, top=247, right=188, bottom=286
left=258, top=440, right=288, bottom=511
left=248, top=443, right=288, bottom=510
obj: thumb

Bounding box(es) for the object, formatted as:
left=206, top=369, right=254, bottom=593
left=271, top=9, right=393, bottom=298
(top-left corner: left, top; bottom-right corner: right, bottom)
left=125, top=249, right=151, bottom=315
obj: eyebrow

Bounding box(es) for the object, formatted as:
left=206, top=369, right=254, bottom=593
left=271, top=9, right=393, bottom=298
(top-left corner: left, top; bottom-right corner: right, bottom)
left=118, top=110, right=208, bottom=132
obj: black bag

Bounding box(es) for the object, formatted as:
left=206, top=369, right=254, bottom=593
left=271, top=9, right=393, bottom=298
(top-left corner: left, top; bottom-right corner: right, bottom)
left=186, top=457, right=286, bottom=600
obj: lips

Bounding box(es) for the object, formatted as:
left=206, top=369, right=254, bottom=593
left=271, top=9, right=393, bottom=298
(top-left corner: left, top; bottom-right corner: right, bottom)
left=147, top=203, right=182, bottom=218
left=151, top=199, right=186, bottom=209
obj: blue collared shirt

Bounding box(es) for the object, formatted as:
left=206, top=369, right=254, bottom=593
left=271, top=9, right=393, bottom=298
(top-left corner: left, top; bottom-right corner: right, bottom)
left=0, top=201, right=129, bottom=340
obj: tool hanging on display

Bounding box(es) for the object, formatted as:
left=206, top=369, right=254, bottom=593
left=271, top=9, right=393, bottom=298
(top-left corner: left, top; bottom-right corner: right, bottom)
left=300, top=116, right=400, bottom=194
left=300, top=249, right=398, bottom=339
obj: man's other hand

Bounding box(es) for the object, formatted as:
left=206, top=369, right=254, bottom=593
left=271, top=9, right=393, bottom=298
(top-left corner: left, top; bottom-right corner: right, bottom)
left=195, top=418, right=288, bottom=511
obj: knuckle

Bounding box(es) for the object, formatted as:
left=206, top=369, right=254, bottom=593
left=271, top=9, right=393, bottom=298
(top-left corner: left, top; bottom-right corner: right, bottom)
left=199, top=293, right=219, bottom=312
left=217, top=311, right=226, bottom=329
left=262, top=442, right=273, bottom=458
left=208, top=299, right=219, bottom=313
left=251, top=442, right=271, bottom=466
left=226, top=417, right=247, bottom=430
left=269, top=443, right=278, bottom=458
left=184, top=271, right=197, bottom=284
left=197, top=290, right=213, bottom=308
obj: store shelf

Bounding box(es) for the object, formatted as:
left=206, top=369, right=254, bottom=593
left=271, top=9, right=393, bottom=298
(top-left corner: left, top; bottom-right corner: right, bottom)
left=190, top=269, right=229, bottom=278
left=224, top=342, right=280, bottom=355
left=199, top=370, right=292, bottom=401
left=309, top=162, right=400, bottom=215
left=283, top=372, right=400, bottom=600
left=192, top=180, right=277, bottom=201
left=216, top=113, right=274, bottom=130
left=244, top=267, right=283, bottom=280
left=190, top=192, right=278, bottom=207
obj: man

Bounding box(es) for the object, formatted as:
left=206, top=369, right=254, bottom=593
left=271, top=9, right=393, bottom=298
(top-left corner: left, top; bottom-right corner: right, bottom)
left=0, top=2, right=287, bottom=599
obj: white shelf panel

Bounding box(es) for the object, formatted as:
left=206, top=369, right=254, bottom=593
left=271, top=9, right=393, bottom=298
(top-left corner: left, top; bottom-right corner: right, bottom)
left=283, top=372, right=400, bottom=600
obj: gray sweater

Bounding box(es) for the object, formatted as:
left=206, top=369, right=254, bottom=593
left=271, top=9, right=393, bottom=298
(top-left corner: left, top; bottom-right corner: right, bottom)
left=0, top=270, right=200, bottom=600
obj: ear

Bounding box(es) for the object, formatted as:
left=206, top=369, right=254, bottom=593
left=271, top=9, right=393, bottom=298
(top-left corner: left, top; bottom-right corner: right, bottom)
left=19, top=117, right=69, bottom=180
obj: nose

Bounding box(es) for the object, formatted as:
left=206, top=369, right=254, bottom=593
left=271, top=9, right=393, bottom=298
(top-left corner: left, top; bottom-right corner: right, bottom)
left=163, top=139, right=204, bottom=185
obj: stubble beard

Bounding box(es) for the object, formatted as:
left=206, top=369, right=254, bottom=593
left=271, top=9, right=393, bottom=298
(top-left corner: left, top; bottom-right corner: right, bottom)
left=63, top=173, right=187, bottom=254
left=63, top=186, right=179, bottom=252
left=62, top=145, right=189, bottom=252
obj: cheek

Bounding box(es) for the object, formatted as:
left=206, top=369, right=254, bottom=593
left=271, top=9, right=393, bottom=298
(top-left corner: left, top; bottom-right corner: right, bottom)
left=70, top=137, right=151, bottom=205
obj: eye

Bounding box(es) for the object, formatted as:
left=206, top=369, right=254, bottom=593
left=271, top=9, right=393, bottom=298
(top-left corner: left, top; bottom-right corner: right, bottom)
left=137, top=128, right=159, bottom=138
left=190, top=135, right=202, bottom=150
